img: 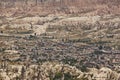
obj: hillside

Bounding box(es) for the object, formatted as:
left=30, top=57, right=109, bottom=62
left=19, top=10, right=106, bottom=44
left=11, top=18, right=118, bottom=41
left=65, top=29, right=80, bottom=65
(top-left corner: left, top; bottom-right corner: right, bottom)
left=0, top=0, right=120, bottom=17
left=0, top=0, right=120, bottom=80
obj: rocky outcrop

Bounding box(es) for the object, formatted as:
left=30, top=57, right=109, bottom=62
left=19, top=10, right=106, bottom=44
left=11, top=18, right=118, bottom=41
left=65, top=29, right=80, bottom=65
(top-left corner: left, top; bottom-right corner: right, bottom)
left=0, top=62, right=120, bottom=80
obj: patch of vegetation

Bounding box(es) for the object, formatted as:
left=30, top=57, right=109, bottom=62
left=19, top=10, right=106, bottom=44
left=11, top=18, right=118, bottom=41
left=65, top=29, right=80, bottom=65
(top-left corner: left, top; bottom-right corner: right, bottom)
left=62, top=57, right=77, bottom=66
left=80, top=65, right=89, bottom=72
left=53, top=72, right=63, bottom=80
left=53, top=72, right=79, bottom=80
left=68, top=38, right=91, bottom=43
left=17, top=30, right=33, bottom=34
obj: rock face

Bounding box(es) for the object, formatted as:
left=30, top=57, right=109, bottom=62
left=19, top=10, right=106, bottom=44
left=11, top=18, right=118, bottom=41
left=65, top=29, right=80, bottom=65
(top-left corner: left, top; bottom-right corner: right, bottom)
left=95, top=67, right=119, bottom=80
left=0, top=62, right=119, bottom=80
